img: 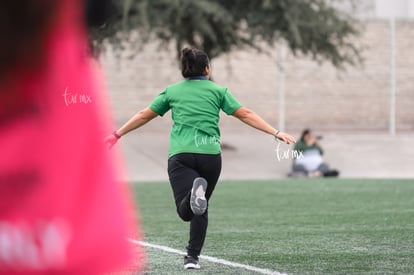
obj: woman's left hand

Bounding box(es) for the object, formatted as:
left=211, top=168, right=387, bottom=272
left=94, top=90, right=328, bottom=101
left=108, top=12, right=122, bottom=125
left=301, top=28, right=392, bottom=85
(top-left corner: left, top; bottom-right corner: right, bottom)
left=276, top=132, right=296, bottom=144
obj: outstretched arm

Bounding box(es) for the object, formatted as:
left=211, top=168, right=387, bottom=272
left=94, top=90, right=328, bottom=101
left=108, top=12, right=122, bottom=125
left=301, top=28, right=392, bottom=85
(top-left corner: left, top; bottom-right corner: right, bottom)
left=105, top=107, right=158, bottom=148
left=232, top=107, right=296, bottom=144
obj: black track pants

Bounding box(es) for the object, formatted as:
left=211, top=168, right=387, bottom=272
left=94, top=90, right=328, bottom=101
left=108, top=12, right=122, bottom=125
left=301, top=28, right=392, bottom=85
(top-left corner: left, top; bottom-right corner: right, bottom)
left=167, top=153, right=221, bottom=258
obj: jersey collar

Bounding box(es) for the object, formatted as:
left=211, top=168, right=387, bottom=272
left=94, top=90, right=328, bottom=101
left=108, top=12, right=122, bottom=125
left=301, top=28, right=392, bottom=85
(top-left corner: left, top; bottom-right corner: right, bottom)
left=187, top=76, right=207, bottom=80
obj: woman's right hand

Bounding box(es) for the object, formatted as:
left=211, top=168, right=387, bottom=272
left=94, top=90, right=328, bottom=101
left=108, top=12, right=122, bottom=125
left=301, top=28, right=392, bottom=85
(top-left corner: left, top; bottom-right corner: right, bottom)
left=105, top=134, right=118, bottom=149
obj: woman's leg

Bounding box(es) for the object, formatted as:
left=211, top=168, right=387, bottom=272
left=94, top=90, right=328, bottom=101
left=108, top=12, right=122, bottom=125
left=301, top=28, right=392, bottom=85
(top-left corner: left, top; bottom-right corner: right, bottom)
left=317, top=163, right=340, bottom=177
left=291, top=162, right=308, bottom=177
left=186, top=154, right=221, bottom=258
left=317, top=163, right=330, bottom=174
left=167, top=153, right=221, bottom=259
left=196, top=154, right=222, bottom=200
left=168, top=153, right=199, bottom=221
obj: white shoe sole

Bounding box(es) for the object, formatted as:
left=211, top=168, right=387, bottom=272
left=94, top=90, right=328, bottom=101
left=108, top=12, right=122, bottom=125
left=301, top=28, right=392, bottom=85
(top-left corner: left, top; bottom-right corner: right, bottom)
left=190, top=177, right=208, bottom=216
left=184, top=263, right=201, bottom=269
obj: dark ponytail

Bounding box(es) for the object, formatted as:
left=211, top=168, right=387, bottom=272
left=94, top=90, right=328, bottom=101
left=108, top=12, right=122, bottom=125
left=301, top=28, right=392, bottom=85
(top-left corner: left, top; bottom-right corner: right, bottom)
left=180, top=47, right=210, bottom=78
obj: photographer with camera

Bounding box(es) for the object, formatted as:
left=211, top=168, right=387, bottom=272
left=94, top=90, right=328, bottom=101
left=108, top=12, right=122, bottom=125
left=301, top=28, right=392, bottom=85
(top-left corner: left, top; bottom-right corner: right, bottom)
left=290, top=129, right=339, bottom=178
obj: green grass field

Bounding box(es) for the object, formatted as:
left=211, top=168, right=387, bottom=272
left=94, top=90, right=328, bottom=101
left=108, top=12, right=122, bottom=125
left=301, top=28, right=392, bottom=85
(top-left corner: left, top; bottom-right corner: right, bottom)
left=132, top=179, right=414, bottom=274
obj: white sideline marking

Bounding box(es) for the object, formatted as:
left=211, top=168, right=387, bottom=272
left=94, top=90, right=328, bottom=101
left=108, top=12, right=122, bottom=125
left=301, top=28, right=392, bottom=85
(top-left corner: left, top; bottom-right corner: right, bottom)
left=128, top=238, right=287, bottom=275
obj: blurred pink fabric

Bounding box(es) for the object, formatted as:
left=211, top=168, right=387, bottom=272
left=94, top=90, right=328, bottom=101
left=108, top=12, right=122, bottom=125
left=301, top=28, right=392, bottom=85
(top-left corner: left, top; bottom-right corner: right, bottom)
left=0, top=0, right=144, bottom=274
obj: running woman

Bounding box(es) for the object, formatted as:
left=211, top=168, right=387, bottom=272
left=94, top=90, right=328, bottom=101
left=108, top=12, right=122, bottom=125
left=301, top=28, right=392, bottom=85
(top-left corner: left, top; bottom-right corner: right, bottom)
left=105, top=47, right=296, bottom=270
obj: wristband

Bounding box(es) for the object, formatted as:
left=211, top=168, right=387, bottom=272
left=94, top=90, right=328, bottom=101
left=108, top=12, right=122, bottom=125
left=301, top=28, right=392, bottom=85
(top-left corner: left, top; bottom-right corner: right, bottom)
left=274, top=129, right=280, bottom=138
left=112, top=131, right=121, bottom=140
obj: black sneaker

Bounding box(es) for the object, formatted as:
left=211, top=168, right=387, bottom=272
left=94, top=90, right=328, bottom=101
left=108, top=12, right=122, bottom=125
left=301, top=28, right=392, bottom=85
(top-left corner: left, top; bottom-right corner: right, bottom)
left=190, top=177, right=208, bottom=216
left=323, top=169, right=340, bottom=177
left=184, top=255, right=200, bottom=269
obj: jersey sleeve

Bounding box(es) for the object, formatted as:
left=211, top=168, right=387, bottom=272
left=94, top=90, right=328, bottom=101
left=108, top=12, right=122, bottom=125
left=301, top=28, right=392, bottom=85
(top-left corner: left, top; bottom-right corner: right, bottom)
left=221, top=89, right=242, bottom=115
left=149, top=90, right=170, bottom=116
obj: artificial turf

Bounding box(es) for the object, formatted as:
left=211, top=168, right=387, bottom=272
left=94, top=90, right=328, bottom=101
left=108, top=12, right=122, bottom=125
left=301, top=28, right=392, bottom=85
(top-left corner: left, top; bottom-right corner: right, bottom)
left=133, top=179, right=414, bottom=274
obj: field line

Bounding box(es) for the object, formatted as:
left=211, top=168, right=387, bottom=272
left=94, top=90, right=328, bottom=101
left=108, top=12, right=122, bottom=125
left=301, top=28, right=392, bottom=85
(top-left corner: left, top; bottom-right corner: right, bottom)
left=128, top=238, right=287, bottom=275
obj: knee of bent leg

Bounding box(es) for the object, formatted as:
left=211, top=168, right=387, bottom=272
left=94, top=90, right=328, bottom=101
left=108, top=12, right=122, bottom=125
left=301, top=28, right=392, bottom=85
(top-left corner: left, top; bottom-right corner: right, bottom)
left=177, top=209, right=193, bottom=222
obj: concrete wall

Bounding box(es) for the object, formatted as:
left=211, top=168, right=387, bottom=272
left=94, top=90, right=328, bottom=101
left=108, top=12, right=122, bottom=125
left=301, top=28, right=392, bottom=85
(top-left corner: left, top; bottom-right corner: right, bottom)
left=102, top=21, right=414, bottom=133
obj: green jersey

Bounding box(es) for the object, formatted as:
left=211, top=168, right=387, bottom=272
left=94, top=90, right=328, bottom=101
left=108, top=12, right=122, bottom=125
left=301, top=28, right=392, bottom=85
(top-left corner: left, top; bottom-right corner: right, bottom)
left=149, top=79, right=242, bottom=157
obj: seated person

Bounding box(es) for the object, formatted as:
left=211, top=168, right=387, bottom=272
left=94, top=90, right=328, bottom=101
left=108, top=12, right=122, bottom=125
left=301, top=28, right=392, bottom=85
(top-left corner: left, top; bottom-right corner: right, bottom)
left=290, top=129, right=339, bottom=178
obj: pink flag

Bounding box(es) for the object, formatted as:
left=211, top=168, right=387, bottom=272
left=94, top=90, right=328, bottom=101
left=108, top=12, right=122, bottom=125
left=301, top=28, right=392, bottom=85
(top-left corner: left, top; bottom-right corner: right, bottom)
left=0, top=0, right=144, bottom=273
